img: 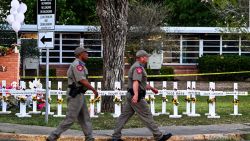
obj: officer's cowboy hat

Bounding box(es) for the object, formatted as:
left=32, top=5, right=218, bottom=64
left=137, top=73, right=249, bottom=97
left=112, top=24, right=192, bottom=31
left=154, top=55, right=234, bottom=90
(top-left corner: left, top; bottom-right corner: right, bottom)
left=136, top=50, right=151, bottom=57
left=74, top=47, right=89, bottom=55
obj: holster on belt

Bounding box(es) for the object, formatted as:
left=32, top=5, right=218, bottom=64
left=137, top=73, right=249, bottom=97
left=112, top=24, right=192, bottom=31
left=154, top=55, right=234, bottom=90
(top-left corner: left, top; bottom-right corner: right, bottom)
left=68, top=82, right=88, bottom=98
left=128, top=88, right=146, bottom=102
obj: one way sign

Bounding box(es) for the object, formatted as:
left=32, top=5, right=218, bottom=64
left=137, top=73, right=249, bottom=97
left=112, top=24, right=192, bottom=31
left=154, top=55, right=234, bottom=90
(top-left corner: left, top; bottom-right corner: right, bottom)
left=38, top=32, right=54, bottom=49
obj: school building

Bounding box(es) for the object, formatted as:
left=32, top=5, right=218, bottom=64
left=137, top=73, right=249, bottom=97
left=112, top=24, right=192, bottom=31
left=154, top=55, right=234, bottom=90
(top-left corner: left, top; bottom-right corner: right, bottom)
left=18, top=25, right=250, bottom=76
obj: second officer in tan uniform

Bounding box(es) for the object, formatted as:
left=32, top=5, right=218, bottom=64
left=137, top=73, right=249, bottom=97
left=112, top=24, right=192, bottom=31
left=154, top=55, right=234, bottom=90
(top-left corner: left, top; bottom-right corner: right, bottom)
left=111, top=50, right=172, bottom=141
left=47, top=47, right=98, bottom=141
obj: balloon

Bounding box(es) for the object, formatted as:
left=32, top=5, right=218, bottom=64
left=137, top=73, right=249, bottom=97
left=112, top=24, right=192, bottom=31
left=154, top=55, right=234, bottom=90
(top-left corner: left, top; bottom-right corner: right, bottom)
left=11, top=0, right=20, bottom=10
left=10, top=8, right=18, bottom=15
left=11, top=21, right=21, bottom=33
left=6, top=14, right=15, bottom=24
left=17, top=3, right=27, bottom=13
left=15, top=13, right=25, bottom=23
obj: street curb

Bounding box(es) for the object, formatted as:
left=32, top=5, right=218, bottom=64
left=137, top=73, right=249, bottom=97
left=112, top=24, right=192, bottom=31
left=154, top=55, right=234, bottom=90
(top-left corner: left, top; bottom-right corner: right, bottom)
left=0, top=132, right=244, bottom=141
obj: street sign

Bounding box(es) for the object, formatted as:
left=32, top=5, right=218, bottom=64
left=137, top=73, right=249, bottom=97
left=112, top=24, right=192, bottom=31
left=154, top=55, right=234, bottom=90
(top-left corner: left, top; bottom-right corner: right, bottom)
left=37, top=0, right=56, bottom=30
left=37, top=0, right=56, bottom=124
left=38, top=32, right=54, bottom=49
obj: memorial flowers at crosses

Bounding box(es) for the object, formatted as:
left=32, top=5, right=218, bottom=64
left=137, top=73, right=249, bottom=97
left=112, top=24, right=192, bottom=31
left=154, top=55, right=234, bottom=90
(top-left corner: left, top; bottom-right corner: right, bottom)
left=3, top=95, right=11, bottom=102
left=95, top=96, right=101, bottom=103
left=191, top=97, right=197, bottom=103
left=89, top=98, right=95, bottom=104
left=162, top=96, right=168, bottom=102
left=48, top=97, right=52, bottom=104
left=113, top=96, right=122, bottom=105
left=207, top=97, right=216, bottom=104
left=185, top=96, right=192, bottom=103
left=32, top=95, right=37, bottom=101
left=17, top=95, right=27, bottom=103
left=233, top=99, right=239, bottom=105
left=57, top=98, right=64, bottom=104
left=172, top=98, right=179, bottom=106
left=145, top=97, right=150, bottom=103
left=150, top=96, right=155, bottom=101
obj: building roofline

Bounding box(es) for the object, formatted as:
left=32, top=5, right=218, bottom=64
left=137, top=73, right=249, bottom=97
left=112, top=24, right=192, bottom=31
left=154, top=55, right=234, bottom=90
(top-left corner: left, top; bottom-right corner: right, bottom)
left=4, top=24, right=247, bottom=34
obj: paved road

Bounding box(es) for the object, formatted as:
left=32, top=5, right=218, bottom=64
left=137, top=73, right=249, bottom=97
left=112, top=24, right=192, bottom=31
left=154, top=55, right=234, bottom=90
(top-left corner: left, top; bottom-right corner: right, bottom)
left=1, top=122, right=250, bottom=137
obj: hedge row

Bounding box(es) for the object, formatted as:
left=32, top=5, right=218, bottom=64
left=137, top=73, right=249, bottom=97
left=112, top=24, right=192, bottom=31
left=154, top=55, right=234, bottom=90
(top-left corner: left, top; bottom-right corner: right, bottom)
left=197, top=55, right=250, bottom=81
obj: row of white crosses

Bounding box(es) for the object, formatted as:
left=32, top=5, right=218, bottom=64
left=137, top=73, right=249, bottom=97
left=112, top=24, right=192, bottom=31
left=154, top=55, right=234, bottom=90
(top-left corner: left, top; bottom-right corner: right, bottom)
left=0, top=80, right=66, bottom=117
left=146, top=81, right=248, bottom=119
left=0, top=80, right=248, bottom=118
left=84, top=82, right=127, bottom=118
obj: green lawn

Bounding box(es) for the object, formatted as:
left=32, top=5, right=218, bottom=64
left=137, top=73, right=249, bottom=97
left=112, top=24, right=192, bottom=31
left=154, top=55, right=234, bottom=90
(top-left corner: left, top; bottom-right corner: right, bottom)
left=0, top=95, right=250, bottom=130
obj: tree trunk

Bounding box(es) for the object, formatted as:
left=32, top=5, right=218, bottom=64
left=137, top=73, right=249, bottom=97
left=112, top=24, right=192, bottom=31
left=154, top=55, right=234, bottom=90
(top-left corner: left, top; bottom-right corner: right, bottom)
left=96, top=0, right=128, bottom=112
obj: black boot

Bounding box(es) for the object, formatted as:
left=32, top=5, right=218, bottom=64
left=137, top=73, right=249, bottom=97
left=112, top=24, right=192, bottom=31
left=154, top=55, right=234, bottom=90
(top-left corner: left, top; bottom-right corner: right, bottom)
left=158, top=133, right=173, bottom=141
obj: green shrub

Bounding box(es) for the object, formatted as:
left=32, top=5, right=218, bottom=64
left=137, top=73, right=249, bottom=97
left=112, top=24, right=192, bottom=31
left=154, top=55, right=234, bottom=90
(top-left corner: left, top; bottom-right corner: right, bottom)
left=41, top=69, right=57, bottom=76
left=0, top=46, right=8, bottom=56
left=86, top=58, right=103, bottom=76
left=146, top=66, right=174, bottom=81
left=197, top=55, right=250, bottom=81
left=20, top=39, right=40, bottom=60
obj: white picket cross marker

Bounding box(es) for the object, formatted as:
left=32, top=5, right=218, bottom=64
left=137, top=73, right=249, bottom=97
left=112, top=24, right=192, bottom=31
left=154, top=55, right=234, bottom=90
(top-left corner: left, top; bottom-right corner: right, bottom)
left=42, top=81, right=54, bottom=115
left=169, top=82, right=182, bottom=118
left=113, top=82, right=122, bottom=118
left=0, top=80, right=11, bottom=114
left=53, top=81, right=66, bottom=117
left=161, top=81, right=169, bottom=115
left=188, top=81, right=200, bottom=117
left=15, top=81, right=31, bottom=117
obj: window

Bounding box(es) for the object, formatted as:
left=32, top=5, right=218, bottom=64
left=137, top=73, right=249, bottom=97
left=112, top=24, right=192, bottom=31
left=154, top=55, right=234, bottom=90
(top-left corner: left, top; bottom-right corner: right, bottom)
left=222, top=40, right=239, bottom=54
left=40, top=33, right=103, bottom=64
left=182, top=40, right=199, bottom=63
left=164, top=38, right=180, bottom=64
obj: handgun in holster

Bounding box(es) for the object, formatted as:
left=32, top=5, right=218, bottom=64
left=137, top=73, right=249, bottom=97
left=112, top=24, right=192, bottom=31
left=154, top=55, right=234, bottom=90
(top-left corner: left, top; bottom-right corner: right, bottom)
left=128, top=88, right=146, bottom=102
left=68, top=82, right=88, bottom=98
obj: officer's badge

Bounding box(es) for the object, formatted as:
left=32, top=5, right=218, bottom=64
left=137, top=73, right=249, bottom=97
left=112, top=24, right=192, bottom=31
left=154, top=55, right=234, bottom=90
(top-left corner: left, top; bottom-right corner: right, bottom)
left=77, top=65, right=84, bottom=71
left=136, top=67, right=142, bottom=74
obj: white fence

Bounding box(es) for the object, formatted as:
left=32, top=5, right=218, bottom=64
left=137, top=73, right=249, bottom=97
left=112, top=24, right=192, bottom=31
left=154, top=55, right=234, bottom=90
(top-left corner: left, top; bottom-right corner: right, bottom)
left=0, top=79, right=248, bottom=119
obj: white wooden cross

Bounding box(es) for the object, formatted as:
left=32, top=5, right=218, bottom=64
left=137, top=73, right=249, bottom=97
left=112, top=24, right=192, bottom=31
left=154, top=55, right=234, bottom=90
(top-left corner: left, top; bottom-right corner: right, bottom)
left=112, top=82, right=122, bottom=118
left=15, top=81, right=31, bottom=117
left=0, top=80, right=11, bottom=114
left=96, top=82, right=102, bottom=114
left=89, top=82, right=98, bottom=118
left=169, top=82, right=182, bottom=118
left=148, top=81, right=160, bottom=116
left=42, top=81, right=54, bottom=115
left=226, top=83, right=248, bottom=116
left=161, top=81, right=170, bottom=115
left=187, top=81, right=200, bottom=117
left=183, top=81, right=191, bottom=115
left=53, top=81, right=66, bottom=117
left=201, top=82, right=225, bottom=118
left=29, top=80, right=41, bottom=114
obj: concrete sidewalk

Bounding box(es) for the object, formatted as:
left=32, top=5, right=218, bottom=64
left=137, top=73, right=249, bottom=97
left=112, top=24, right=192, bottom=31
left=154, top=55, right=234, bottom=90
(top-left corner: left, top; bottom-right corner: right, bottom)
left=0, top=122, right=250, bottom=140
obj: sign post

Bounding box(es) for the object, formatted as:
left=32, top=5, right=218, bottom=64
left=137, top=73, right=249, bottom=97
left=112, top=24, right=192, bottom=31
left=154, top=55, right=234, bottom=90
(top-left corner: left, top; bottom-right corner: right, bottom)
left=37, top=0, right=56, bottom=124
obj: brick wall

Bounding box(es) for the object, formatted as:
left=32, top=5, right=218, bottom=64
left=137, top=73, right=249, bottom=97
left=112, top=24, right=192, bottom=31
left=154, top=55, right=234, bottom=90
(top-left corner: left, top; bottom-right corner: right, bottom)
left=0, top=53, right=20, bottom=86
left=40, top=65, right=69, bottom=76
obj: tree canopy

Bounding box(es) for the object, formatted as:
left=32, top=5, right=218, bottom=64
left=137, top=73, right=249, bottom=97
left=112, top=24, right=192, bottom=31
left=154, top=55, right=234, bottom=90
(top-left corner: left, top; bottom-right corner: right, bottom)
left=0, top=0, right=231, bottom=26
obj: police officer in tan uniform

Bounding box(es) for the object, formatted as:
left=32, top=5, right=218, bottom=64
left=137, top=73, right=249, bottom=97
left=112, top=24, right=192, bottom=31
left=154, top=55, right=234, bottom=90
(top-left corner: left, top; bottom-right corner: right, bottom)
left=47, top=47, right=98, bottom=141
left=111, top=50, right=172, bottom=141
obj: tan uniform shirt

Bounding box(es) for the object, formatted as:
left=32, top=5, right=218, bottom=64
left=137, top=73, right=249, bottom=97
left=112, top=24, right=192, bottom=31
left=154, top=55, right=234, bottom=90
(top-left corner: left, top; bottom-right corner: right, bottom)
left=127, top=61, right=147, bottom=91
left=67, top=58, right=88, bottom=87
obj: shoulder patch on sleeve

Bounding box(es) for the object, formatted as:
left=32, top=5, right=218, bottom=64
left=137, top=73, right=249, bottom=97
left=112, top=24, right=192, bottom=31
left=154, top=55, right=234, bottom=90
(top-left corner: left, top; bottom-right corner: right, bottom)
left=136, top=67, right=143, bottom=74
left=76, top=65, right=84, bottom=71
